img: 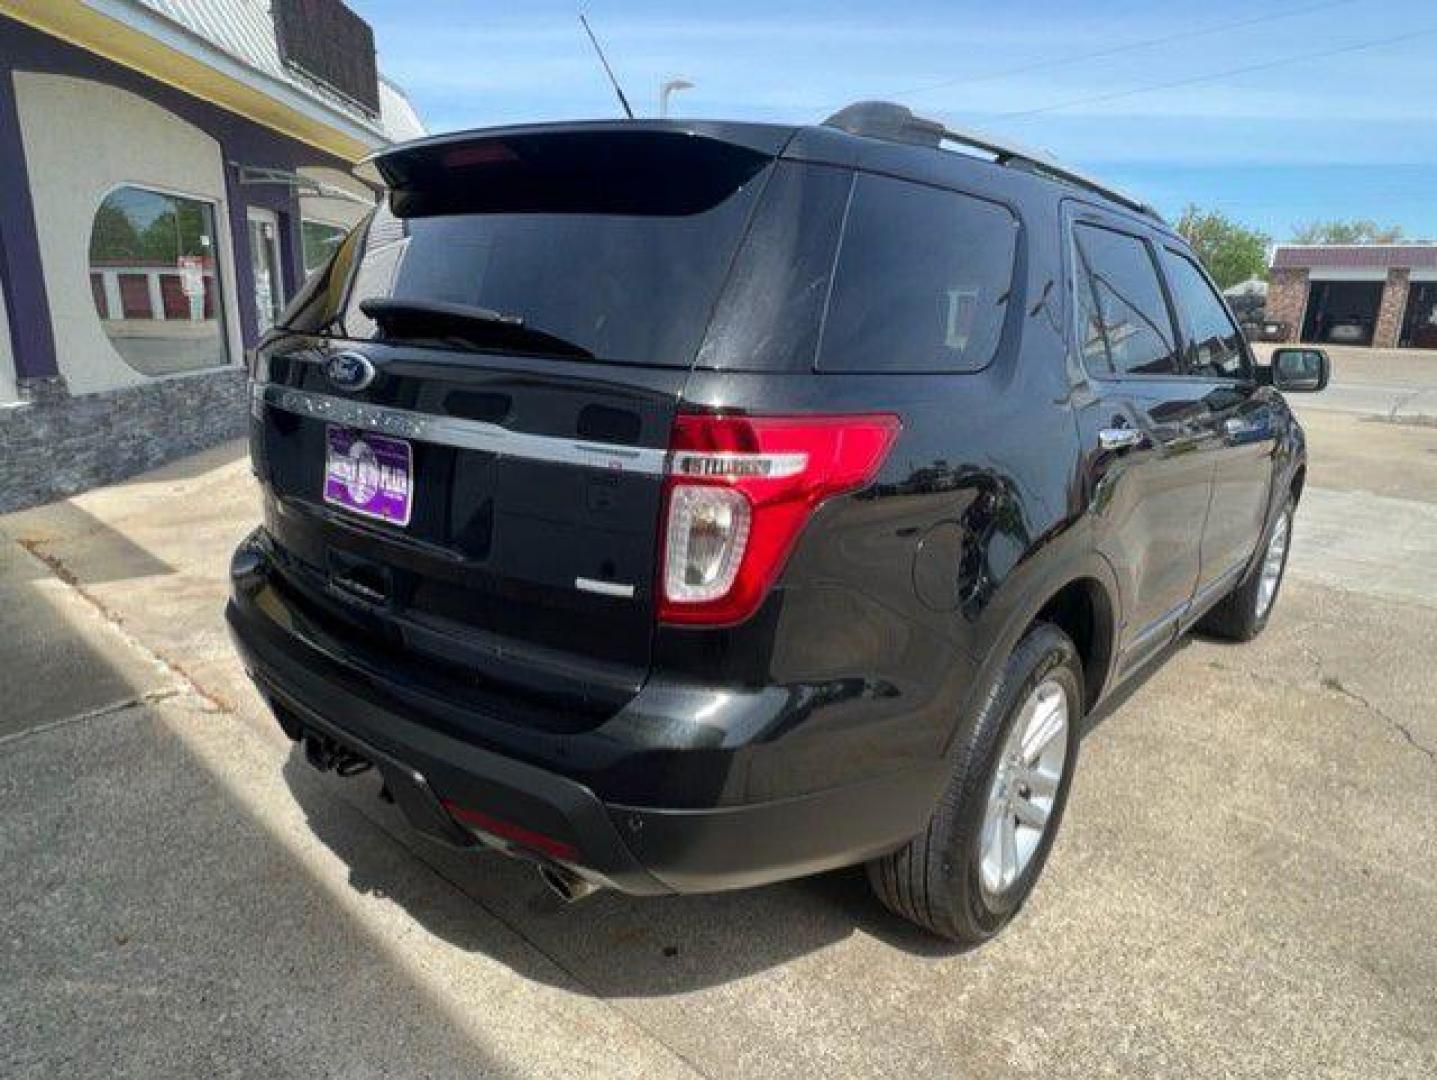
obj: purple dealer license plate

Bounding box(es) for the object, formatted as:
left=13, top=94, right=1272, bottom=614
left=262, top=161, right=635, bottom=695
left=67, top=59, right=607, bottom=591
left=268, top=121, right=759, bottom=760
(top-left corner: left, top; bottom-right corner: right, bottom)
left=323, top=426, right=413, bottom=527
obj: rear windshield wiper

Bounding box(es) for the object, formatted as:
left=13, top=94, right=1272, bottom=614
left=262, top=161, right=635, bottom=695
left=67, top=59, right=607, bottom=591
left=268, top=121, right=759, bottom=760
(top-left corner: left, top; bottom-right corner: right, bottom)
left=358, top=297, right=593, bottom=360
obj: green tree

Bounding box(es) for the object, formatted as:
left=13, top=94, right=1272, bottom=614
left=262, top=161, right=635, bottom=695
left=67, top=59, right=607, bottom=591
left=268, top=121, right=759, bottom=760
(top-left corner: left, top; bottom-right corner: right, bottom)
left=139, top=210, right=191, bottom=263
left=1291, top=219, right=1406, bottom=245
left=1175, top=205, right=1270, bottom=289
left=89, top=202, right=142, bottom=261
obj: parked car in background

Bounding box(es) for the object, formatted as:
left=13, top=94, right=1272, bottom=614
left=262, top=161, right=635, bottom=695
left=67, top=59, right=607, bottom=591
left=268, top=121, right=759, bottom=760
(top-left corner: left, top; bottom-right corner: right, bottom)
left=1327, top=317, right=1373, bottom=344
left=228, top=103, right=1328, bottom=942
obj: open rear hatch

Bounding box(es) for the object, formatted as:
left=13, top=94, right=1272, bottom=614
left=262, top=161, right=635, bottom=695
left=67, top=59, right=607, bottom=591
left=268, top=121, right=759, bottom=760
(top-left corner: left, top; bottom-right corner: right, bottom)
left=250, top=123, right=789, bottom=731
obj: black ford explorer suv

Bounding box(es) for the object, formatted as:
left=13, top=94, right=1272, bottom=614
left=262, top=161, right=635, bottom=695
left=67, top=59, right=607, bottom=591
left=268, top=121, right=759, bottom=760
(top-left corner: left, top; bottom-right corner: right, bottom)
left=228, top=102, right=1328, bottom=942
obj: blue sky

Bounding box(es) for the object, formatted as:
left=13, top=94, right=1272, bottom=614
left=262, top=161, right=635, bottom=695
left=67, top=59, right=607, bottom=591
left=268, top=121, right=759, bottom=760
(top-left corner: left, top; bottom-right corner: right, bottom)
left=352, top=0, right=1437, bottom=241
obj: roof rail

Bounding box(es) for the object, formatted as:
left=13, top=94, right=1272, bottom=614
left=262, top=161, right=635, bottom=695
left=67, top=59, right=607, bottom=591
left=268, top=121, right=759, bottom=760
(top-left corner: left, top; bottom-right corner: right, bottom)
left=821, top=101, right=1161, bottom=221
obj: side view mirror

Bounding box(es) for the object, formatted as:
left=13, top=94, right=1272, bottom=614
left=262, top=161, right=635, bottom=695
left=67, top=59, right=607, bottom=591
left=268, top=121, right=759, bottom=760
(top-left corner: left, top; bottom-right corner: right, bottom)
left=1270, top=347, right=1330, bottom=393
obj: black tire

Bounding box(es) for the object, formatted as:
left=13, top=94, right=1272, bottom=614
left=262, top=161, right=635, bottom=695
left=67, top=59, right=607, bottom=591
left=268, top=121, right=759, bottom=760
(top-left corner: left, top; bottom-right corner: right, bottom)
left=1197, top=496, right=1295, bottom=643
left=867, top=623, right=1083, bottom=943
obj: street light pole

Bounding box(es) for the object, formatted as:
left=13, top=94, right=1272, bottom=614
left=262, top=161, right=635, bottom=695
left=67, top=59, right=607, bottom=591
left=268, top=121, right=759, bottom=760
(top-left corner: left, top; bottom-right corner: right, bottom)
left=659, top=78, right=694, bottom=118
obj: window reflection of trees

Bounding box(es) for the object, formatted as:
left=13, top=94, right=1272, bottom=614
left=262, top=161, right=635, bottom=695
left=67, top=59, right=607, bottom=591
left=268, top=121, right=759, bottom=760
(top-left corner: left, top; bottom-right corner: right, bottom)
left=88, top=186, right=227, bottom=376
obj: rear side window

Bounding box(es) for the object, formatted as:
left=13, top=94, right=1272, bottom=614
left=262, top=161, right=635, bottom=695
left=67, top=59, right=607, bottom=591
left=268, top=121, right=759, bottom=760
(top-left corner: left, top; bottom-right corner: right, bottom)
left=1072, top=223, right=1179, bottom=378
left=694, top=162, right=852, bottom=373
left=1162, top=249, right=1249, bottom=379
left=817, top=174, right=1017, bottom=373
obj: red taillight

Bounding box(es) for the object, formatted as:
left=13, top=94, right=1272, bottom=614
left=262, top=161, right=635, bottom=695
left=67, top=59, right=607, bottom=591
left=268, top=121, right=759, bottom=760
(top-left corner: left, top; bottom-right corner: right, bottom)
left=659, top=412, right=901, bottom=626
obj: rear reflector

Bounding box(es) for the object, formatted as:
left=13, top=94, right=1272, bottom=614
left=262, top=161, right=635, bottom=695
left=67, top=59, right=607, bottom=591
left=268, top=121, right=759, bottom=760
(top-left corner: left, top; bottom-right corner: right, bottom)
left=659, top=412, right=900, bottom=626
left=440, top=799, right=578, bottom=862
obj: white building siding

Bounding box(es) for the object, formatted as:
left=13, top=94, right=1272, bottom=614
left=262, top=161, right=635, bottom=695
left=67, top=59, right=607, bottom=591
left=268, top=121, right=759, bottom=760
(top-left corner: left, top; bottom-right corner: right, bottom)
left=13, top=71, right=243, bottom=395
left=379, top=78, right=425, bottom=142
left=0, top=278, right=16, bottom=404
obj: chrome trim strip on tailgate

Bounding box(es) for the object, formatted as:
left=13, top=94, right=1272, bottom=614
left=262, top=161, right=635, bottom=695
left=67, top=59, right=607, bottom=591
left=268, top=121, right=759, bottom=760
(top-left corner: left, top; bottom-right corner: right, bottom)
left=574, top=577, right=636, bottom=599
left=254, top=382, right=668, bottom=475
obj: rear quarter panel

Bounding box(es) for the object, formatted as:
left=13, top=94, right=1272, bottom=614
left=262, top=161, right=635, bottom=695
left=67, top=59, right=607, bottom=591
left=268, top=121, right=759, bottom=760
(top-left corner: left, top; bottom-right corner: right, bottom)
left=665, top=166, right=1098, bottom=799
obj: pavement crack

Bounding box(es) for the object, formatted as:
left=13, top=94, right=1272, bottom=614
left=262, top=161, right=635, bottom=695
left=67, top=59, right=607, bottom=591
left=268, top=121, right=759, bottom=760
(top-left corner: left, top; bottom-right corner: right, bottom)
left=0, top=689, right=182, bottom=749
left=1319, top=674, right=1437, bottom=765
left=1370, top=390, right=1437, bottom=429
left=1228, top=644, right=1435, bottom=767
left=1386, top=388, right=1422, bottom=422
left=15, top=539, right=228, bottom=713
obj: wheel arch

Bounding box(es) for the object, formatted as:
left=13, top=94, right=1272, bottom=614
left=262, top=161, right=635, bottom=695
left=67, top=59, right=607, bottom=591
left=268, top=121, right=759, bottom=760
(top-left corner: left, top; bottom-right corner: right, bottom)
left=1029, top=576, right=1116, bottom=715
left=1290, top=462, right=1306, bottom=501
left=947, top=546, right=1122, bottom=754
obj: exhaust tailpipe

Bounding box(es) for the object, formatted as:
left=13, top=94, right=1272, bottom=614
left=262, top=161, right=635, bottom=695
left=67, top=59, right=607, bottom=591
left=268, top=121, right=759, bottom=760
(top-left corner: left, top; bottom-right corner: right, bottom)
left=538, top=864, right=600, bottom=903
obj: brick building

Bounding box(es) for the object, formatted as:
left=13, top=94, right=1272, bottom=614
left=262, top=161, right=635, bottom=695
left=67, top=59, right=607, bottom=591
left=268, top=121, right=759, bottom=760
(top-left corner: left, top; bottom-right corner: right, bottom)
left=1266, top=245, right=1437, bottom=350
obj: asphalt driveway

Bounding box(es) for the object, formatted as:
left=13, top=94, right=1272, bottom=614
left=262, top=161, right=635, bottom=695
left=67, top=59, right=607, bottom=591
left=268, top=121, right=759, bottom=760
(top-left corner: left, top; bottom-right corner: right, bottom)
left=2, top=405, right=1435, bottom=1078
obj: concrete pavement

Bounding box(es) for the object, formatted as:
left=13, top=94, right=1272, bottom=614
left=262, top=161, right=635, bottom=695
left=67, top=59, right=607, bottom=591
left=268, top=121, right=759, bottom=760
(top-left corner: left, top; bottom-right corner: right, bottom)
left=0, top=535, right=173, bottom=740
left=3, top=410, right=1435, bottom=1078
left=0, top=536, right=705, bottom=1080
left=1254, top=343, right=1437, bottom=423
left=1294, top=380, right=1437, bottom=423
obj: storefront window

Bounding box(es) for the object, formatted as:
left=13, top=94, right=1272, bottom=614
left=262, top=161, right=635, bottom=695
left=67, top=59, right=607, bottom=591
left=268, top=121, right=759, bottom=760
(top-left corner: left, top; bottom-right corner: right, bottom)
left=88, top=186, right=228, bottom=376
left=301, top=219, right=348, bottom=276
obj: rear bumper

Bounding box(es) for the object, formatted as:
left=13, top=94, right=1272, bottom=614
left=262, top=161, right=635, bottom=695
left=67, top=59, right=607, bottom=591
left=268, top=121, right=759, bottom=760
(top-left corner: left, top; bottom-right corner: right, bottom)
left=227, top=531, right=945, bottom=895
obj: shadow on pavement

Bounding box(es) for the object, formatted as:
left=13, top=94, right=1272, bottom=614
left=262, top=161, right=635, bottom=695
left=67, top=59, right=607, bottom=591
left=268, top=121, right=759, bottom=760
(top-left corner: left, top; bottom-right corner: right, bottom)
left=0, top=539, right=170, bottom=740
left=0, top=534, right=530, bottom=1075
left=5, top=501, right=172, bottom=584
left=281, top=745, right=968, bottom=1000
left=1, top=703, right=524, bottom=1079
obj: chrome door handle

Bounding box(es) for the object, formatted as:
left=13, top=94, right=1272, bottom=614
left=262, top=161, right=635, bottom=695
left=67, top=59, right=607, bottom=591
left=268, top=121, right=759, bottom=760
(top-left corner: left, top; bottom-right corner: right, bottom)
left=1098, top=427, right=1144, bottom=451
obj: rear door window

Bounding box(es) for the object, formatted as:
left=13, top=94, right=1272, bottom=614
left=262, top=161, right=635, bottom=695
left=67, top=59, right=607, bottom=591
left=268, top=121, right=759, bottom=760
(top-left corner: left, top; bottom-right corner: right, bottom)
left=817, top=173, right=1018, bottom=373
left=281, top=168, right=769, bottom=367
left=1161, top=249, right=1251, bottom=379
left=1072, top=223, right=1179, bottom=378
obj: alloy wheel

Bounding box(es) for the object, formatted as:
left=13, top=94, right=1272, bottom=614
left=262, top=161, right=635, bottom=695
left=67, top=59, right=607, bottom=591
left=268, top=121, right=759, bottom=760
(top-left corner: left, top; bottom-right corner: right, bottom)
left=1256, top=508, right=1291, bottom=621
left=979, top=678, right=1069, bottom=898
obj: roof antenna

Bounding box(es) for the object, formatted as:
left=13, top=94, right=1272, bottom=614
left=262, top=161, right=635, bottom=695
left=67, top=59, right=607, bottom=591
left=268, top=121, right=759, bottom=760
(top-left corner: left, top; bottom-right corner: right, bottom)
left=578, top=13, right=634, bottom=119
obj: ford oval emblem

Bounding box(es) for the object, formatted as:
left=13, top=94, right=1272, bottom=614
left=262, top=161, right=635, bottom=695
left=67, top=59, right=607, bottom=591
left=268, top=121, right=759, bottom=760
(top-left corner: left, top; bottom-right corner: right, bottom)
left=325, top=351, right=376, bottom=393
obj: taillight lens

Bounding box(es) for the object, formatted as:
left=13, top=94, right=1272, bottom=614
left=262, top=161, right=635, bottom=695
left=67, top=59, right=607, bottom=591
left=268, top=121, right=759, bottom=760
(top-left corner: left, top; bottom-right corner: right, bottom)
left=659, top=412, right=901, bottom=626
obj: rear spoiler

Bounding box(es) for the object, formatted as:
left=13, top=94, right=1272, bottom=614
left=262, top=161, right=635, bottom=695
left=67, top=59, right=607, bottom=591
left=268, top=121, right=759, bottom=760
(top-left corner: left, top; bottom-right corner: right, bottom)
left=363, top=121, right=795, bottom=217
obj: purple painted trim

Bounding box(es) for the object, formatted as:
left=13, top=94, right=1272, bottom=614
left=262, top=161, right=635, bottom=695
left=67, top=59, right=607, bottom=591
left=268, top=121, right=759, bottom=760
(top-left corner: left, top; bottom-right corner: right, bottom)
left=0, top=65, right=59, bottom=380
left=276, top=208, right=303, bottom=299
left=0, top=15, right=362, bottom=367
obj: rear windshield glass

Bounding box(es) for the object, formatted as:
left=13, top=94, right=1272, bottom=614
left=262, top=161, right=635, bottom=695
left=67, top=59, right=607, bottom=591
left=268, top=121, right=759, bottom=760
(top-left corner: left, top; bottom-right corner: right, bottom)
left=280, top=167, right=770, bottom=367
left=817, top=173, right=1018, bottom=373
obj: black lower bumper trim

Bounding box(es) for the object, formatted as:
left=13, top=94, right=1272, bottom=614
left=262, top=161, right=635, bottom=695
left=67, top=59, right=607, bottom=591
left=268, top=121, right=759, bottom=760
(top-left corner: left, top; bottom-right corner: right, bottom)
left=227, top=537, right=947, bottom=896
left=230, top=600, right=673, bottom=896
left=275, top=693, right=475, bottom=850
left=610, top=765, right=941, bottom=893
